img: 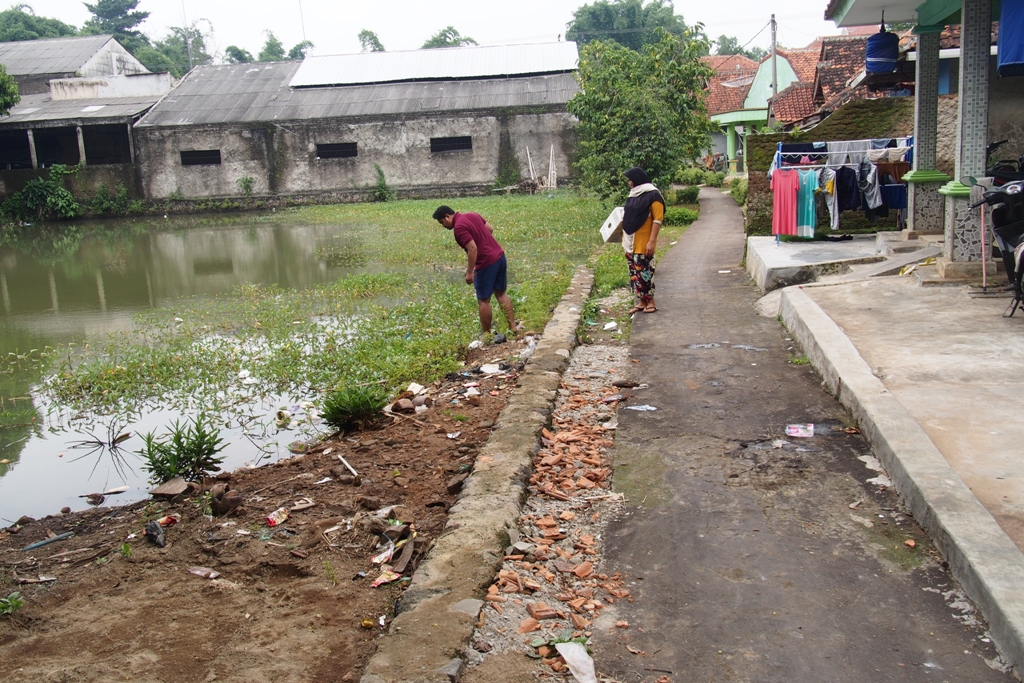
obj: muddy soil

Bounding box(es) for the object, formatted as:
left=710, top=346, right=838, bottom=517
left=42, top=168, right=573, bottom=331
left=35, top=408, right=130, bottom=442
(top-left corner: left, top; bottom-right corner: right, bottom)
left=0, top=340, right=530, bottom=683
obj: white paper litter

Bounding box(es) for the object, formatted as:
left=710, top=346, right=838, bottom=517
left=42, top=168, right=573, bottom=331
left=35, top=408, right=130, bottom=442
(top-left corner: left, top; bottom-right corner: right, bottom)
left=624, top=405, right=657, bottom=411
left=465, top=387, right=481, bottom=397
left=603, top=322, right=618, bottom=330
left=447, top=431, right=461, bottom=439
left=468, top=340, right=484, bottom=350
left=407, top=382, right=426, bottom=395
left=555, top=642, right=598, bottom=683
left=479, top=363, right=501, bottom=374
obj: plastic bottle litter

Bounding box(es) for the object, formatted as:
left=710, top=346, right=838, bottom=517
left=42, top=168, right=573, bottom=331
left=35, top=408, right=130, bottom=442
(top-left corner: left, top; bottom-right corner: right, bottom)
left=266, top=507, right=290, bottom=527
left=520, top=337, right=537, bottom=361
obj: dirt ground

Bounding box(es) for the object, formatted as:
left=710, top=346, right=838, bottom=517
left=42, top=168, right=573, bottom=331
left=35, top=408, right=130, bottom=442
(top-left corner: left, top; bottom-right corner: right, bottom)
left=0, top=340, right=531, bottom=683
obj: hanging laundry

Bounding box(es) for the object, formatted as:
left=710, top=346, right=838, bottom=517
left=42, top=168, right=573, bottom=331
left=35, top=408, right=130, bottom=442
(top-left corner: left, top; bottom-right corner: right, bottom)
left=797, top=169, right=818, bottom=238
left=827, top=140, right=872, bottom=166
left=875, top=161, right=911, bottom=185
left=836, top=166, right=860, bottom=211
left=771, top=168, right=799, bottom=236
left=858, top=160, right=883, bottom=210
left=818, top=167, right=839, bottom=231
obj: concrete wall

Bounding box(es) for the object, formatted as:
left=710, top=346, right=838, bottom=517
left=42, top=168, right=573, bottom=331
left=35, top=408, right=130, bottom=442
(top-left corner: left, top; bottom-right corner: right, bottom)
left=80, top=40, right=149, bottom=78
left=0, top=163, right=138, bottom=198
left=134, top=108, right=576, bottom=200
left=50, top=73, right=171, bottom=100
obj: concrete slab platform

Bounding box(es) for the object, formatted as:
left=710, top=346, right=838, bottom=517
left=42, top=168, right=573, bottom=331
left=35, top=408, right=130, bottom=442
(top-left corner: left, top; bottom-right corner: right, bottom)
left=746, top=235, right=884, bottom=292
left=780, top=277, right=1024, bottom=671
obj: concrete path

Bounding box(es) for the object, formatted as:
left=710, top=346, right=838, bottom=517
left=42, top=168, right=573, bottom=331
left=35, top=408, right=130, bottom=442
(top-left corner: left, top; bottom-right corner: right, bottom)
left=593, top=188, right=1012, bottom=682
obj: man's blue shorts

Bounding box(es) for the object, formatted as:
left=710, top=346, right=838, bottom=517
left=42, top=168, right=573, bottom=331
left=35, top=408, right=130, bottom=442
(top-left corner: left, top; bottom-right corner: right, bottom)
left=474, top=253, right=508, bottom=301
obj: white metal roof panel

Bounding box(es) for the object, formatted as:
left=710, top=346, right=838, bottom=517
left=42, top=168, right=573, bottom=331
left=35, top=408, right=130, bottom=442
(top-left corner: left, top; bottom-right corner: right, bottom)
left=289, top=41, right=578, bottom=88
left=0, top=34, right=113, bottom=76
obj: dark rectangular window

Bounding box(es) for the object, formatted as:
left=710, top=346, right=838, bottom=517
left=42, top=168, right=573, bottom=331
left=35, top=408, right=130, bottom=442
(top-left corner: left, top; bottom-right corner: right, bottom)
left=316, top=142, right=357, bottom=159
left=180, top=149, right=221, bottom=166
left=431, top=136, right=472, bottom=153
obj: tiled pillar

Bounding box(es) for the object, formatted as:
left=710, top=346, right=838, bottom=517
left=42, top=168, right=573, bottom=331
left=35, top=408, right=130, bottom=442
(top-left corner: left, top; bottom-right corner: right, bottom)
left=940, top=0, right=991, bottom=262
left=904, top=27, right=948, bottom=235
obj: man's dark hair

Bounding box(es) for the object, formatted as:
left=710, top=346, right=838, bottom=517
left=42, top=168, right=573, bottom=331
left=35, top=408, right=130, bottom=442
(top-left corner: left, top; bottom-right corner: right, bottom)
left=432, top=205, right=455, bottom=222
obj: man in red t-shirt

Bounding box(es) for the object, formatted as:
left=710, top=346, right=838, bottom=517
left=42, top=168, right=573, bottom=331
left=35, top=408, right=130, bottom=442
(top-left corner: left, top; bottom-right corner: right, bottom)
left=433, top=205, right=516, bottom=338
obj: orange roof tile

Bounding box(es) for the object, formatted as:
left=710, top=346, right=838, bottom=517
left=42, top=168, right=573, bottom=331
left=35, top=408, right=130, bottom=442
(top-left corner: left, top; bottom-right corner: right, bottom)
left=769, top=82, right=817, bottom=123
left=701, top=54, right=760, bottom=74
left=705, top=68, right=758, bottom=115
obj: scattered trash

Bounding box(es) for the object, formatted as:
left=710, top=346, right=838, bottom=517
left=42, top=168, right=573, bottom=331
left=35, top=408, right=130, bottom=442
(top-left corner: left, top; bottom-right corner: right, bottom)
left=465, top=387, right=481, bottom=397
left=266, top=507, right=290, bottom=527
left=447, top=431, right=462, bottom=439
left=353, top=572, right=367, bottom=580
left=785, top=424, right=814, bottom=438
left=520, top=337, right=537, bottom=361
left=337, top=454, right=359, bottom=478
left=718, top=270, right=732, bottom=274
left=611, top=379, right=640, bottom=388
left=315, top=477, right=332, bottom=484
left=14, top=574, right=57, bottom=584
left=145, top=521, right=166, bottom=547
left=480, top=363, right=502, bottom=374
left=290, top=497, right=315, bottom=512
left=602, top=394, right=625, bottom=403
left=21, top=531, right=74, bottom=552
left=468, top=340, right=484, bottom=350
left=732, top=344, right=768, bottom=352
left=493, top=334, right=507, bottom=344
left=371, top=565, right=402, bottom=587
left=624, top=405, right=657, bottom=411
left=155, top=514, right=180, bottom=527
left=849, top=500, right=863, bottom=509
left=407, top=382, right=426, bottom=395
left=361, top=618, right=375, bottom=629
left=603, top=322, right=618, bottom=331
left=371, top=541, right=395, bottom=564
left=904, top=539, right=917, bottom=548
left=687, top=343, right=721, bottom=349
left=188, top=567, right=221, bottom=579
left=555, top=642, right=599, bottom=683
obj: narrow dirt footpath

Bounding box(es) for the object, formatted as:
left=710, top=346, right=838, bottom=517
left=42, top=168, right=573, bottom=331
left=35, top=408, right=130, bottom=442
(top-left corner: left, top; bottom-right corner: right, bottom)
left=592, top=188, right=1012, bottom=682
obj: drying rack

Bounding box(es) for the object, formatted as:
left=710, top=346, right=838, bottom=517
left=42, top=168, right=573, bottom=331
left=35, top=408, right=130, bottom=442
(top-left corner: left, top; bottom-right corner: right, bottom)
left=771, top=136, right=915, bottom=242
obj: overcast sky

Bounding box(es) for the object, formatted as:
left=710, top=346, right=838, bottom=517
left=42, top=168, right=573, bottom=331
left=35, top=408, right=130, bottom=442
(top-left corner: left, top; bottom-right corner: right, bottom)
left=21, top=1, right=842, bottom=58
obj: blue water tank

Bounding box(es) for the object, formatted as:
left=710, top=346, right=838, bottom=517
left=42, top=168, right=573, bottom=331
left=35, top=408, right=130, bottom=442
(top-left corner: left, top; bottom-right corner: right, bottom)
left=866, top=30, right=899, bottom=73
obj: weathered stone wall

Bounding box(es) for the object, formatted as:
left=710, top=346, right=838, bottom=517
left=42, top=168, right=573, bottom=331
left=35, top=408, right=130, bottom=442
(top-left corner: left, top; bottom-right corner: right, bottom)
left=134, top=108, right=576, bottom=200
left=0, top=163, right=138, bottom=198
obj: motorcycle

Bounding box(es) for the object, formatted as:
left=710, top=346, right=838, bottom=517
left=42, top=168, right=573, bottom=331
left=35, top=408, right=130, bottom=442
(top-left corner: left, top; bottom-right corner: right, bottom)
left=985, top=140, right=1024, bottom=186
left=964, top=175, right=1024, bottom=317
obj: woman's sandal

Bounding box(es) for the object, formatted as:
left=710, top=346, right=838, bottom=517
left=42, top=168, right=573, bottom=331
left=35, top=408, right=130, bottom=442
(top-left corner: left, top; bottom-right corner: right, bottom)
left=627, top=305, right=645, bottom=315
left=643, top=304, right=658, bottom=313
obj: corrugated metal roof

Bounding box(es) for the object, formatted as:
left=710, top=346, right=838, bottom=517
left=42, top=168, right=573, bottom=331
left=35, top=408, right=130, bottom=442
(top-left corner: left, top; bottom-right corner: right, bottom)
left=290, top=41, right=578, bottom=88
left=0, top=92, right=160, bottom=126
left=0, top=34, right=114, bottom=76
left=135, top=62, right=579, bottom=127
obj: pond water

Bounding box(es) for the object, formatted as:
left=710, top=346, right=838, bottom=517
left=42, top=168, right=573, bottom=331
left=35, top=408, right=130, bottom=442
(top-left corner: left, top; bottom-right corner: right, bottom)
left=0, top=217, right=392, bottom=522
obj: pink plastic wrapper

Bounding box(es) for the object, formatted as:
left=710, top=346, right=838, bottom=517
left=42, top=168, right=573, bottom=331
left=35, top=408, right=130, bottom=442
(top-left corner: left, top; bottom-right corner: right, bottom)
left=785, top=423, right=814, bottom=438
left=372, top=565, right=402, bottom=587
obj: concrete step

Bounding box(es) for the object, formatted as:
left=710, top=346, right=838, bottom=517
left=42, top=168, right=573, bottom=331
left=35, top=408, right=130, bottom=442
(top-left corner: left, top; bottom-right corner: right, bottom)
left=837, top=245, right=942, bottom=281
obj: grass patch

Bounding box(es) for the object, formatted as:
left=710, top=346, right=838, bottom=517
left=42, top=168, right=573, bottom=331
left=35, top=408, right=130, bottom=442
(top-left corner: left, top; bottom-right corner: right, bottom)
left=43, top=193, right=608, bottom=417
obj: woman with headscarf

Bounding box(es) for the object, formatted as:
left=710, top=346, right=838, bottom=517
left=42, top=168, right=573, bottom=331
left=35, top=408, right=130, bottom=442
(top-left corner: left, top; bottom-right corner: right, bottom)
left=622, top=167, right=665, bottom=314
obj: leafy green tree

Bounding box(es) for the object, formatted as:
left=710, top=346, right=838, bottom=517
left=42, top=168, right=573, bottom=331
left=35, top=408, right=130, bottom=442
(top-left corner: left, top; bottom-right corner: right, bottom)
left=224, top=45, right=253, bottom=63
left=0, top=5, right=77, bottom=42
left=0, top=64, right=20, bottom=116
left=421, top=26, right=477, bottom=49
left=358, top=29, right=384, bottom=52
left=287, top=40, right=313, bottom=60
left=135, top=21, right=213, bottom=78
left=566, top=0, right=702, bottom=52
left=81, top=0, right=149, bottom=54
left=567, top=29, right=715, bottom=199
left=714, top=34, right=766, bottom=61
left=258, top=31, right=286, bottom=62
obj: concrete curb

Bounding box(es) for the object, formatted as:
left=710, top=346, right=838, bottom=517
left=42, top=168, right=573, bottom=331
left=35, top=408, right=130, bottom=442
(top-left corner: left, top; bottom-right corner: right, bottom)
left=360, top=266, right=594, bottom=683
left=746, top=236, right=884, bottom=292
left=779, top=285, right=1024, bottom=673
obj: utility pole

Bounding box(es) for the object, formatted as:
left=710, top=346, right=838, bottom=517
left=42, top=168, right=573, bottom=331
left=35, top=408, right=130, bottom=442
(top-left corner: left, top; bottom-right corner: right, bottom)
left=770, top=14, right=778, bottom=98
left=181, top=0, right=193, bottom=72
left=298, top=0, right=307, bottom=42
